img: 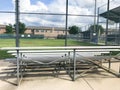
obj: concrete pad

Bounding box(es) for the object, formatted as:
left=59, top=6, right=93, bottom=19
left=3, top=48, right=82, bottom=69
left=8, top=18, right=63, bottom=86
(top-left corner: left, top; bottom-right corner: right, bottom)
left=0, top=63, right=17, bottom=90
left=86, top=78, right=120, bottom=90
left=0, top=59, right=120, bottom=90
left=17, top=77, right=92, bottom=90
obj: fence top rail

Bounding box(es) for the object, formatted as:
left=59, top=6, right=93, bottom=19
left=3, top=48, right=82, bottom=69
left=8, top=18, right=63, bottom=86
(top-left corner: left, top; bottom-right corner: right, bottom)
left=1, top=46, right=120, bottom=50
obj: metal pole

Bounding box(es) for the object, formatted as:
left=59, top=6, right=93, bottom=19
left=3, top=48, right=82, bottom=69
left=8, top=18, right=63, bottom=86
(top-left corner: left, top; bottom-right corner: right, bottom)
left=93, top=0, right=97, bottom=43
left=68, top=52, right=71, bottom=75
left=118, top=22, right=120, bottom=45
left=115, top=23, right=117, bottom=44
left=15, top=0, right=20, bottom=85
left=15, top=0, right=20, bottom=47
left=65, top=0, right=68, bottom=46
left=119, top=64, right=120, bottom=75
left=105, top=0, right=110, bottom=46
left=73, top=49, right=76, bottom=81
left=96, top=7, right=100, bottom=44
left=94, top=0, right=97, bottom=29
left=108, top=59, right=111, bottom=69
left=90, top=24, right=92, bottom=42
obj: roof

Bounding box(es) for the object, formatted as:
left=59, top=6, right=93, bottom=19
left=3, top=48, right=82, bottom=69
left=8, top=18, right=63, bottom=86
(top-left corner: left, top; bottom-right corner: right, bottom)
left=26, top=26, right=66, bottom=31
left=100, top=6, right=120, bottom=23
left=0, top=25, right=6, bottom=29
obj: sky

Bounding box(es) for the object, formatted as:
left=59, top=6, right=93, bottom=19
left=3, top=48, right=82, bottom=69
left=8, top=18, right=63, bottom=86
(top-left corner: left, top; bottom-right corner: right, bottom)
left=0, top=0, right=120, bottom=29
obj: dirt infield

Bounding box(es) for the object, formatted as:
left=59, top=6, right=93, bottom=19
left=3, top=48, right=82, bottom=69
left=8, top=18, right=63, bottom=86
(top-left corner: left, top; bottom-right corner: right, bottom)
left=0, top=59, right=120, bottom=90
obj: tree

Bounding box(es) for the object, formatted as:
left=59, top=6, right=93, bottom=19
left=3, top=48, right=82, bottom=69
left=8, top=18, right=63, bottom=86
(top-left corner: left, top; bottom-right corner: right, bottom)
left=88, top=24, right=104, bottom=35
left=69, top=25, right=80, bottom=34
left=88, top=24, right=104, bottom=43
left=14, top=22, right=26, bottom=34
left=5, top=24, right=13, bottom=33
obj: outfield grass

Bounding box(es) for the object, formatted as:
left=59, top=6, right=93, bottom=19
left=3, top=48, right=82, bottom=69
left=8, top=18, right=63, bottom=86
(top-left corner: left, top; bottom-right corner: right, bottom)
left=0, top=39, right=16, bottom=47
left=0, top=39, right=99, bottom=47
left=0, top=39, right=99, bottom=59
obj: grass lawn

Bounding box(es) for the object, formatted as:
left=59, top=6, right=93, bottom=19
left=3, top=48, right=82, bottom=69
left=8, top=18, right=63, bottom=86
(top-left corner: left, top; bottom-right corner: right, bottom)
left=0, top=38, right=99, bottom=47
left=0, top=50, right=14, bottom=59
left=0, top=38, right=99, bottom=59
left=0, top=39, right=119, bottom=59
left=0, top=39, right=16, bottom=47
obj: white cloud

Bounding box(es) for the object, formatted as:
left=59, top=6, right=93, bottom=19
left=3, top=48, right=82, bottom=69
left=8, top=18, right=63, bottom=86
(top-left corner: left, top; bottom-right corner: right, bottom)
left=48, top=0, right=66, bottom=13
left=0, top=14, right=15, bottom=25
left=12, top=0, right=48, bottom=12
left=1, top=0, right=120, bottom=29
left=18, top=0, right=98, bottom=27
left=19, top=0, right=31, bottom=11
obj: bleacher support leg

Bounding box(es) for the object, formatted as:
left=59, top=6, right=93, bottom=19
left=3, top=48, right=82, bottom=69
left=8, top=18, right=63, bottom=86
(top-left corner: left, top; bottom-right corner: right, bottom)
left=16, top=50, right=20, bottom=86
left=73, top=49, right=76, bottom=81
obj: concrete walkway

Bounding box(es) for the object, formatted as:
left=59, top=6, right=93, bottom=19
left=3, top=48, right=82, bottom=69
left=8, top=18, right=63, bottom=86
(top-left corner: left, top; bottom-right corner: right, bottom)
left=0, top=60, right=120, bottom=90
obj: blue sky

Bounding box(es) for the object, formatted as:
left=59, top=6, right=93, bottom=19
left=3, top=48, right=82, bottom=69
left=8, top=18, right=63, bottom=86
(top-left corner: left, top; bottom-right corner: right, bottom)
left=0, top=0, right=13, bottom=10
left=0, top=0, right=119, bottom=28
left=31, top=0, right=53, bottom=4
left=0, top=0, right=52, bottom=10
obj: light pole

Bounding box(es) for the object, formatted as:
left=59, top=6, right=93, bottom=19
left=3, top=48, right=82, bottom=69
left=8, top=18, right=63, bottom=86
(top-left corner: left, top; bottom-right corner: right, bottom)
left=96, top=7, right=100, bottom=44
left=105, top=0, right=110, bottom=46
left=93, top=0, right=97, bottom=43
left=94, top=0, right=97, bottom=28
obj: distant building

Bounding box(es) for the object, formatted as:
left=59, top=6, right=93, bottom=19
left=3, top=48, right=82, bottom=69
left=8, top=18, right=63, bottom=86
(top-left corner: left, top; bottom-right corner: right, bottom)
left=0, top=25, right=68, bottom=38
left=0, top=25, right=6, bottom=34
left=25, top=26, right=67, bottom=38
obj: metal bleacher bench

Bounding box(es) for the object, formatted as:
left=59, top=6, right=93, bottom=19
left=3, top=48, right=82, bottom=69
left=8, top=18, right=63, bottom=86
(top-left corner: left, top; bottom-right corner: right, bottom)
left=1, top=46, right=120, bottom=85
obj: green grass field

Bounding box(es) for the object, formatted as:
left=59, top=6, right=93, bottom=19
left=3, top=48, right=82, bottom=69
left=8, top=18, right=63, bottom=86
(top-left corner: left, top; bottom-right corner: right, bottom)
left=0, top=39, right=119, bottom=59
left=0, top=39, right=99, bottom=47
left=0, top=39, right=99, bottom=59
